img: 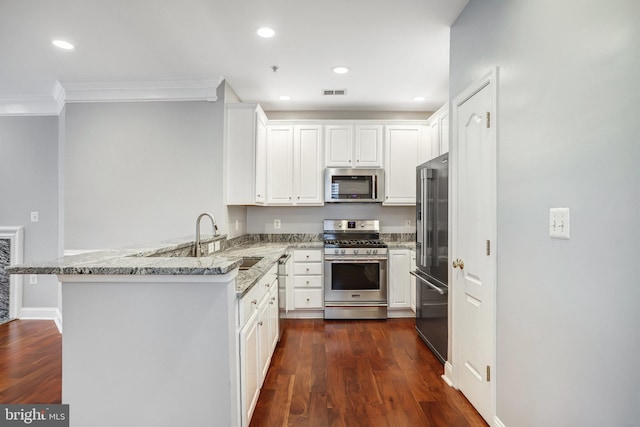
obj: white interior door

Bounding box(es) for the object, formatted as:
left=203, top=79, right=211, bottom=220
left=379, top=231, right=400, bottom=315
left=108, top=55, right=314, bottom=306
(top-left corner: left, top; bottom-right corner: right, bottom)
left=452, top=70, right=497, bottom=424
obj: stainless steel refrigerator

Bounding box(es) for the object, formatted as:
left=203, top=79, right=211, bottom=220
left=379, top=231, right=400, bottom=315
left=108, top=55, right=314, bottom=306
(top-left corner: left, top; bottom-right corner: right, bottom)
left=412, top=153, right=449, bottom=364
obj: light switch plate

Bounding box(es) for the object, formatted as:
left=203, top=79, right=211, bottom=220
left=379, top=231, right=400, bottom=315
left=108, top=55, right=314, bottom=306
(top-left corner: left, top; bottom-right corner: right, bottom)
left=549, top=208, right=570, bottom=239
left=30, top=211, right=39, bottom=222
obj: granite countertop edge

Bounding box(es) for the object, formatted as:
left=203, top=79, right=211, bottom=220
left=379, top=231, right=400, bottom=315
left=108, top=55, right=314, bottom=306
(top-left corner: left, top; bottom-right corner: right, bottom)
left=6, top=233, right=414, bottom=297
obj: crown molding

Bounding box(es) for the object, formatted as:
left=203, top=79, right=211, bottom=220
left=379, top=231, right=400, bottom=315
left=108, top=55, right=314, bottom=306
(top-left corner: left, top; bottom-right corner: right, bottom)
left=0, top=96, right=62, bottom=116
left=61, top=77, right=223, bottom=103
left=0, top=77, right=224, bottom=116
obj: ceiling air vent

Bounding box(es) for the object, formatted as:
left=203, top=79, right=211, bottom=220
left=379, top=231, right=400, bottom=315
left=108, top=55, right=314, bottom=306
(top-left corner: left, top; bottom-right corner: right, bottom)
left=322, top=89, right=347, bottom=96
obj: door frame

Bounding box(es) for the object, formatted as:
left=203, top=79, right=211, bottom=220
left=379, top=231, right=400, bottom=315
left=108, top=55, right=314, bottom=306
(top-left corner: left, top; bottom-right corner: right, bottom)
left=449, top=67, right=498, bottom=423
left=0, top=226, right=24, bottom=320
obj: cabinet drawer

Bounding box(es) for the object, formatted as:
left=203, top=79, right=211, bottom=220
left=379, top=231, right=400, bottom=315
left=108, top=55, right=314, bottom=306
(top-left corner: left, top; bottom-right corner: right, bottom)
left=293, top=262, right=323, bottom=276
left=239, top=285, right=260, bottom=327
left=293, top=289, right=323, bottom=309
left=293, top=250, right=322, bottom=263
left=294, top=275, right=323, bottom=288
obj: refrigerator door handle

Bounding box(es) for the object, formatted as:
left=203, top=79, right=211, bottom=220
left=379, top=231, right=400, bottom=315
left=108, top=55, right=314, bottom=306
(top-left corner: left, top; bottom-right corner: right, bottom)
left=410, top=271, right=447, bottom=295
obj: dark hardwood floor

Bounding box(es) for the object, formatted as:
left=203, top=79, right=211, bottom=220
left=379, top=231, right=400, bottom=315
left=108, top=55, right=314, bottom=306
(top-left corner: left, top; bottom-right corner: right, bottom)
left=251, top=319, right=487, bottom=427
left=0, top=319, right=486, bottom=426
left=0, top=320, right=61, bottom=404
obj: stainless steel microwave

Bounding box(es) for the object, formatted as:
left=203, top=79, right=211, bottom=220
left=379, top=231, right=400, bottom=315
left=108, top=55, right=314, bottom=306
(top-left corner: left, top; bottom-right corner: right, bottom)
left=324, top=168, right=384, bottom=203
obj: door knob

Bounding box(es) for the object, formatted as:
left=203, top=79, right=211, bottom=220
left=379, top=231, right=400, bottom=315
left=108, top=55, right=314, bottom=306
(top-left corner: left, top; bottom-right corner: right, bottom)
left=452, top=259, right=465, bottom=270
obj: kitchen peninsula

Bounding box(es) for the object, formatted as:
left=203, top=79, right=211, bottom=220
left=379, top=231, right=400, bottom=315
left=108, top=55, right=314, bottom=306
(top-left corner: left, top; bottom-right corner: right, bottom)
left=7, top=234, right=320, bottom=427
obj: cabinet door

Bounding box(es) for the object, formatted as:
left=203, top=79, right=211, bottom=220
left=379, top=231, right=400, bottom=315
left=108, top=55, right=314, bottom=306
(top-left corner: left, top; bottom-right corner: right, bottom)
left=267, top=285, right=279, bottom=354
left=389, top=249, right=412, bottom=309
left=440, top=110, right=449, bottom=154
left=226, top=103, right=264, bottom=205
left=257, top=296, right=270, bottom=385
left=240, top=310, right=259, bottom=427
left=255, top=112, right=268, bottom=204
left=325, top=125, right=353, bottom=167
left=428, top=119, right=441, bottom=160
left=294, top=125, right=323, bottom=205
left=266, top=126, right=294, bottom=204
left=354, top=125, right=383, bottom=167
left=384, top=126, right=422, bottom=205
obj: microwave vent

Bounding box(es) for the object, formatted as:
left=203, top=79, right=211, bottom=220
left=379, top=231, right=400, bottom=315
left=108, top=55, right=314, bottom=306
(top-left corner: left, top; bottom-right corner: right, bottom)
left=322, top=89, right=347, bottom=96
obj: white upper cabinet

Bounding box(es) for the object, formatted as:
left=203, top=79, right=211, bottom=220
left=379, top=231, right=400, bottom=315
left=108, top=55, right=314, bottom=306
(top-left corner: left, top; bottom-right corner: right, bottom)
left=294, top=125, right=324, bottom=204
left=324, top=125, right=352, bottom=167
left=267, top=125, right=323, bottom=205
left=384, top=125, right=425, bottom=205
left=419, top=103, right=449, bottom=164
left=225, top=103, right=268, bottom=205
left=325, top=124, right=383, bottom=168
left=266, top=126, right=295, bottom=204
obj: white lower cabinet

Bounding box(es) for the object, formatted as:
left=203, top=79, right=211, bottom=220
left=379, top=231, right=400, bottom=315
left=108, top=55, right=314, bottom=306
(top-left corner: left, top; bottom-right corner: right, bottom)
left=238, top=264, right=279, bottom=427
left=239, top=310, right=260, bottom=426
left=388, top=248, right=414, bottom=316
left=290, top=249, right=324, bottom=313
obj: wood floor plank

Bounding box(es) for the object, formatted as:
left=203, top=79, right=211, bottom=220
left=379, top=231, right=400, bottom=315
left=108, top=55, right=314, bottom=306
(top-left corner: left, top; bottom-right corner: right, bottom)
left=251, top=319, right=487, bottom=427
left=0, top=318, right=487, bottom=427
left=0, top=320, right=61, bottom=404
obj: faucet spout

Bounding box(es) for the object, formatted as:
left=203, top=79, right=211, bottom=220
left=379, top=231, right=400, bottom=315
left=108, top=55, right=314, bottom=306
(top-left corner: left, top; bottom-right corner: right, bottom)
left=194, top=213, right=219, bottom=257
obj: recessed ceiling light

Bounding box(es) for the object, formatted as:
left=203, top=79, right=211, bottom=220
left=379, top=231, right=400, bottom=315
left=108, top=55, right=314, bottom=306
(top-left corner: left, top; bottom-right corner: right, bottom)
left=279, top=95, right=291, bottom=101
left=52, top=40, right=74, bottom=50
left=256, top=27, right=275, bottom=38
left=413, top=96, right=426, bottom=102
left=332, top=66, right=350, bottom=74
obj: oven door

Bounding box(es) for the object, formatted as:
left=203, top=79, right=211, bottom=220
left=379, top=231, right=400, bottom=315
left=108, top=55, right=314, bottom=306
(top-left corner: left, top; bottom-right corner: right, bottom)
left=324, top=256, right=387, bottom=303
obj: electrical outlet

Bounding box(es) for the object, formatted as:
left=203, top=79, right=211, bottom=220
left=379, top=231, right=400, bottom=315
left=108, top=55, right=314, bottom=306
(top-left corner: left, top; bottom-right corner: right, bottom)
left=29, top=274, right=38, bottom=284
left=549, top=208, right=570, bottom=239
left=30, top=211, right=39, bottom=223
left=405, top=219, right=412, bottom=227
left=214, top=241, right=220, bottom=252
left=274, top=219, right=281, bottom=229
left=208, top=242, right=214, bottom=253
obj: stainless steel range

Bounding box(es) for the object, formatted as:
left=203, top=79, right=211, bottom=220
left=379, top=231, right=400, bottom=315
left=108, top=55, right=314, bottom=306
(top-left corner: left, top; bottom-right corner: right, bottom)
left=323, top=219, right=388, bottom=320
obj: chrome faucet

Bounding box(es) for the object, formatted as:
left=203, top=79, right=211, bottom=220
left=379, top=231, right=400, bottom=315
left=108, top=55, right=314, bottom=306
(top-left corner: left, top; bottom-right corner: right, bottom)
left=194, top=213, right=219, bottom=257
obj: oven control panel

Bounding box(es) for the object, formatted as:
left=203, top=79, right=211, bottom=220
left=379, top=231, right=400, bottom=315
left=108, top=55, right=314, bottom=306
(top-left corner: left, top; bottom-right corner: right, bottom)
left=324, top=219, right=379, bottom=232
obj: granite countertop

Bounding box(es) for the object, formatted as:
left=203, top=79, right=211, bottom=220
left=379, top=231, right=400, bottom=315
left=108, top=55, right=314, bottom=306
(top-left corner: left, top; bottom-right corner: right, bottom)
left=6, top=233, right=412, bottom=297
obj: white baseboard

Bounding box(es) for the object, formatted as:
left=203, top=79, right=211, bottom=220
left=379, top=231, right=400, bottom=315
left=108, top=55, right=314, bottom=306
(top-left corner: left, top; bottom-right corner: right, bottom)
left=20, top=307, right=62, bottom=333
left=442, top=361, right=454, bottom=387
left=494, top=415, right=506, bottom=427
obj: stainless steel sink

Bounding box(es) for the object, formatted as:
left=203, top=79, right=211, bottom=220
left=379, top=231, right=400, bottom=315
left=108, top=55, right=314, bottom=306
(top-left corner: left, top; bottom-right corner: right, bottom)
left=239, top=257, right=262, bottom=270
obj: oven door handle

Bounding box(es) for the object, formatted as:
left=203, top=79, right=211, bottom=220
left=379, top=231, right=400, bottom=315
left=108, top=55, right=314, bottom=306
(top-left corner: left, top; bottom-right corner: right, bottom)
left=324, top=257, right=388, bottom=262
left=410, top=271, right=447, bottom=295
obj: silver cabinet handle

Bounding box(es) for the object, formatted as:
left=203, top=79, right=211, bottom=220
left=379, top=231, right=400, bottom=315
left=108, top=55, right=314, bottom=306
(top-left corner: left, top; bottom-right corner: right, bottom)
left=410, top=271, right=447, bottom=295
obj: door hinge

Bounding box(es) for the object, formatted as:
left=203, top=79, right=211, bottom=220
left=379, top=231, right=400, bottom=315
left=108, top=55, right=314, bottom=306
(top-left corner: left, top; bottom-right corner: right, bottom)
left=486, top=240, right=491, bottom=256
left=486, top=365, right=491, bottom=382
left=486, top=111, right=491, bottom=128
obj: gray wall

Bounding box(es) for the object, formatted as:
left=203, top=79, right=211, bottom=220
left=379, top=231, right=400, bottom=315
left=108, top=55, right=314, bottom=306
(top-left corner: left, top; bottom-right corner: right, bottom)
left=64, top=96, right=226, bottom=250
left=0, top=116, right=60, bottom=308
left=247, top=205, right=415, bottom=234
left=451, top=1, right=640, bottom=425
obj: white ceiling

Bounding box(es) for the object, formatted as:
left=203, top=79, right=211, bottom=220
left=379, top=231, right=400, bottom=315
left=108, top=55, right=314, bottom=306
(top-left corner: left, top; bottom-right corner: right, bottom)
left=0, top=0, right=469, bottom=113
